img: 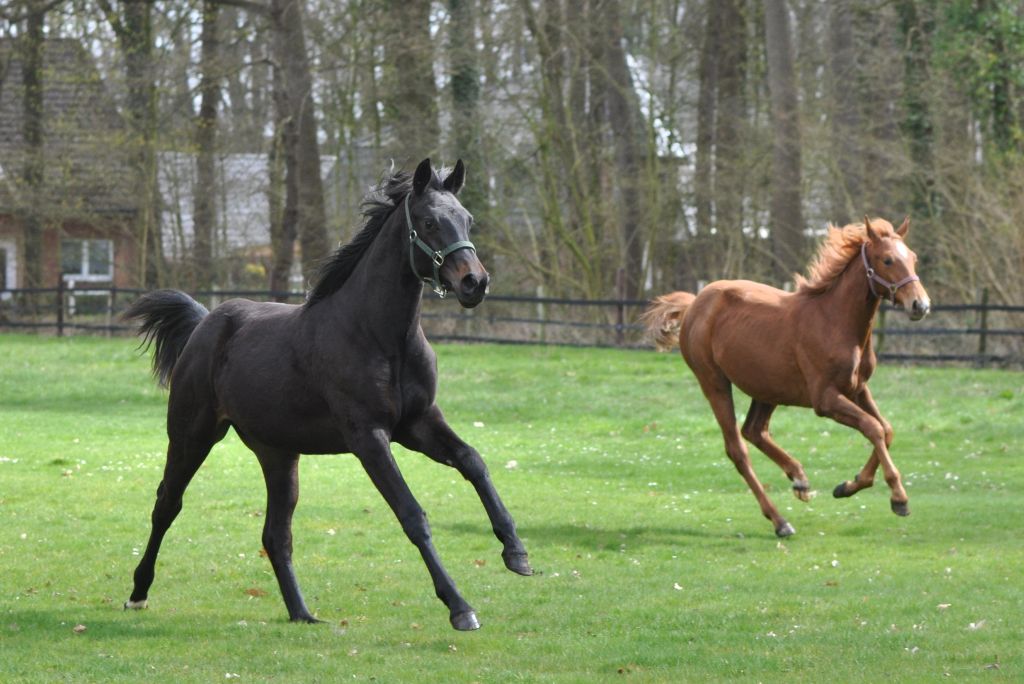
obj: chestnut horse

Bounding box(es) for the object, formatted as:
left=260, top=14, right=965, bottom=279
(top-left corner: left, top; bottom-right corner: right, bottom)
left=643, top=217, right=930, bottom=537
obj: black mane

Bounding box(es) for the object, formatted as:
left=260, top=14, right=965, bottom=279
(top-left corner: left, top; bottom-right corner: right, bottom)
left=304, top=167, right=448, bottom=307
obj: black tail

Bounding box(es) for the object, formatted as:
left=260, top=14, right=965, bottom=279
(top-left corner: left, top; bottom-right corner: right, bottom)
left=123, top=290, right=209, bottom=387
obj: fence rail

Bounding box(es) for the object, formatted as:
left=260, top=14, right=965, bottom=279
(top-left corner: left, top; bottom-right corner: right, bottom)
left=2, top=282, right=1022, bottom=367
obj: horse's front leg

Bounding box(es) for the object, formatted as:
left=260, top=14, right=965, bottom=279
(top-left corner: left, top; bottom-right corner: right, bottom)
left=832, top=386, right=893, bottom=501
left=396, top=406, right=532, bottom=576
left=817, top=388, right=909, bottom=516
left=352, top=427, right=480, bottom=631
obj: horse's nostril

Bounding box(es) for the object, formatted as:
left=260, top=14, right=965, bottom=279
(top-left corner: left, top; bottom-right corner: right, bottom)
left=461, top=273, right=480, bottom=291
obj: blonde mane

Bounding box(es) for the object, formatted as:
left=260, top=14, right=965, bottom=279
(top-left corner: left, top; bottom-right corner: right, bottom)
left=795, top=220, right=893, bottom=296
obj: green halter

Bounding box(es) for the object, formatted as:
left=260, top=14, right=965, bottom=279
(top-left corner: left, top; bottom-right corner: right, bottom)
left=404, top=195, right=476, bottom=298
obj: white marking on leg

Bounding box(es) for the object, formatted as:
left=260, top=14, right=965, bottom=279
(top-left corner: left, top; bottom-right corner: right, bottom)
left=124, top=599, right=148, bottom=610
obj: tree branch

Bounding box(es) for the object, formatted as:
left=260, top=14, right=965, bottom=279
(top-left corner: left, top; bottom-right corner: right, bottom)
left=213, top=0, right=270, bottom=16
left=0, top=0, right=68, bottom=24
left=94, top=0, right=126, bottom=40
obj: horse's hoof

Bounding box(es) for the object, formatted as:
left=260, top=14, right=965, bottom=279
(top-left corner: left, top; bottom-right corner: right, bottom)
left=502, top=550, right=534, bottom=576
left=775, top=521, right=796, bottom=538
left=123, top=599, right=148, bottom=611
left=833, top=481, right=852, bottom=498
left=792, top=480, right=815, bottom=502
left=450, top=610, right=480, bottom=631
left=291, top=615, right=323, bottom=624
left=891, top=500, right=910, bottom=517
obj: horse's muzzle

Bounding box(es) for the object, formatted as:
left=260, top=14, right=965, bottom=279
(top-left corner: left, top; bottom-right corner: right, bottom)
left=908, top=297, right=930, bottom=321
left=456, top=271, right=489, bottom=308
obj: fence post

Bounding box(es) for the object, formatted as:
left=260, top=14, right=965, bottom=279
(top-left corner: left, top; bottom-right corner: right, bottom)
left=56, top=277, right=65, bottom=337
left=615, top=268, right=626, bottom=347
left=108, top=285, right=118, bottom=336
left=977, top=288, right=989, bottom=367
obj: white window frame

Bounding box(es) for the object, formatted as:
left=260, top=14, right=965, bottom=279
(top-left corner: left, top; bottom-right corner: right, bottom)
left=61, top=238, right=114, bottom=282
left=0, top=238, right=16, bottom=300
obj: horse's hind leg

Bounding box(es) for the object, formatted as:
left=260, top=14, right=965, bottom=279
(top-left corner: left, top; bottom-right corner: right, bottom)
left=741, top=400, right=814, bottom=502
left=697, top=375, right=795, bottom=537
left=126, top=427, right=225, bottom=610
left=397, top=406, right=531, bottom=576
left=354, top=428, right=479, bottom=631
left=249, top=445, right=318, bottom=623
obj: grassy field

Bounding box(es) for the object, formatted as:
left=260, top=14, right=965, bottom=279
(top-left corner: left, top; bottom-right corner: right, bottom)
left=0, top=333, right=1021, bottom=682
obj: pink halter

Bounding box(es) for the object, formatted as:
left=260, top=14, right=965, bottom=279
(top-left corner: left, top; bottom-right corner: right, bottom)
left=860, top=242, right=919, bottom=303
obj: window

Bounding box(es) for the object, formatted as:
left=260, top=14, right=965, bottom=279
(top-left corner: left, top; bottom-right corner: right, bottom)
left=61, top=239, right=113, bottom=281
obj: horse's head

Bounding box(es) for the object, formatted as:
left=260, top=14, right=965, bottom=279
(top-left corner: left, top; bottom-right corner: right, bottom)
left=863, top=216, right=931, bottom=320
left=405, top=158, right=489, bottom=308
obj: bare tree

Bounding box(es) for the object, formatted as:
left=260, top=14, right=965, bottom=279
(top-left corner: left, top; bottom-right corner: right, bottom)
left=599, top=0, right=649, bottom=298
left=382, top=0, right=439, bottom=164
left=714, top=0, right=748, bottom=278
left=192, top=0, right=221, bottom=291
left=97, top=0, right=164, bottom=286
left=18, top=1, right=45, bottom=293
left=269, top=0, right=328, bottom=284
left=827, top=0, right=860, bottom=224
left=448, top=0, right=486, bottom=217
left=764, top=0, right=804, bottom=279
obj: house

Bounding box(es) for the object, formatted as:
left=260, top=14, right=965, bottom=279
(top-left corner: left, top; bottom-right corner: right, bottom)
left=158, top=145, right=380, bottom=288
left=0, top=38, right=139, bottom=293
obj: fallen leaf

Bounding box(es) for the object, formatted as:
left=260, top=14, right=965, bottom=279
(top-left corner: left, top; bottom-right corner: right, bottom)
left=73, top=624, right=86, bottom=634
left=244, top=587, right=268, bottom=597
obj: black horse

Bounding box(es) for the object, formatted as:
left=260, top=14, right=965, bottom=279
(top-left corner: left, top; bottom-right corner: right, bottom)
left=123, top=158, right=532, bottom=631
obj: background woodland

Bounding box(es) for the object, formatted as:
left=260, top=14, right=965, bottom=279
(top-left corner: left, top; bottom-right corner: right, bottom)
left=2, top=0, right=1023, bottom=304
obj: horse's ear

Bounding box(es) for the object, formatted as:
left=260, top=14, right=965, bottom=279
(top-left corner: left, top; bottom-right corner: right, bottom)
left=413, top=158, right=433, bottom=195
left=864, top=215, right=880, bottom=242
left=443, top=159, right=466, bottom=195
left=896, top=215, right=910, bottom=237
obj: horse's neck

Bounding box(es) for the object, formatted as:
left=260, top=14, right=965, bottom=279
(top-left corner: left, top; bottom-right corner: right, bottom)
left=824, top=252, right=882, bottom=345
left=332, top=214, right=424, bottom=344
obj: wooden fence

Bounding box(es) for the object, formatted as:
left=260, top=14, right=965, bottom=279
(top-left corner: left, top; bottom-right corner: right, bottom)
left=1, top=281, right=1022, bottom=367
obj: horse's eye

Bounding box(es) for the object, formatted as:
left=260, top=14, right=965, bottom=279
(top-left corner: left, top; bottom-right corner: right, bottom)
left=883, top=257, right=893, bottom=266
left=423, top=218, right=435, bottom=230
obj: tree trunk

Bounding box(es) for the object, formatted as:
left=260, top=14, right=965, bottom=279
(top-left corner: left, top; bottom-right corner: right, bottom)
left=714, top=0, right=748, bottom=278
left=383, top=0, right=440, bottom=164
left=193, top=0, right=221, bottom=291
left=764, top=0, right=804, bottom=281
left=600, top=0, right=647, bottom=299
left=897, top=0, right=935, bottom=219
left=694, top=1, right=718, bottom=241
left=120, top=0, right=164, bottom=286
left=268, top=50, right=297, bottom=300
left=270, top=0, right=329, bottom=283
left=827, top=0, right=860, bottom=224
left=19, top=3, right=44, bottom=294
left=448, top=0, right=486, bottom=217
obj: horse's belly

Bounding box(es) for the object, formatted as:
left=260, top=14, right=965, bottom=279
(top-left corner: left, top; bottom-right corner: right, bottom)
left=715, top=342, right=810, bottom=407
left=230, top=405, right=352, bottom=455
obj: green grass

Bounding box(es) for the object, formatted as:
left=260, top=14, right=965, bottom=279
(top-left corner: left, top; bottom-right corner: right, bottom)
left=1, top=333, right=1022, bottom=682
